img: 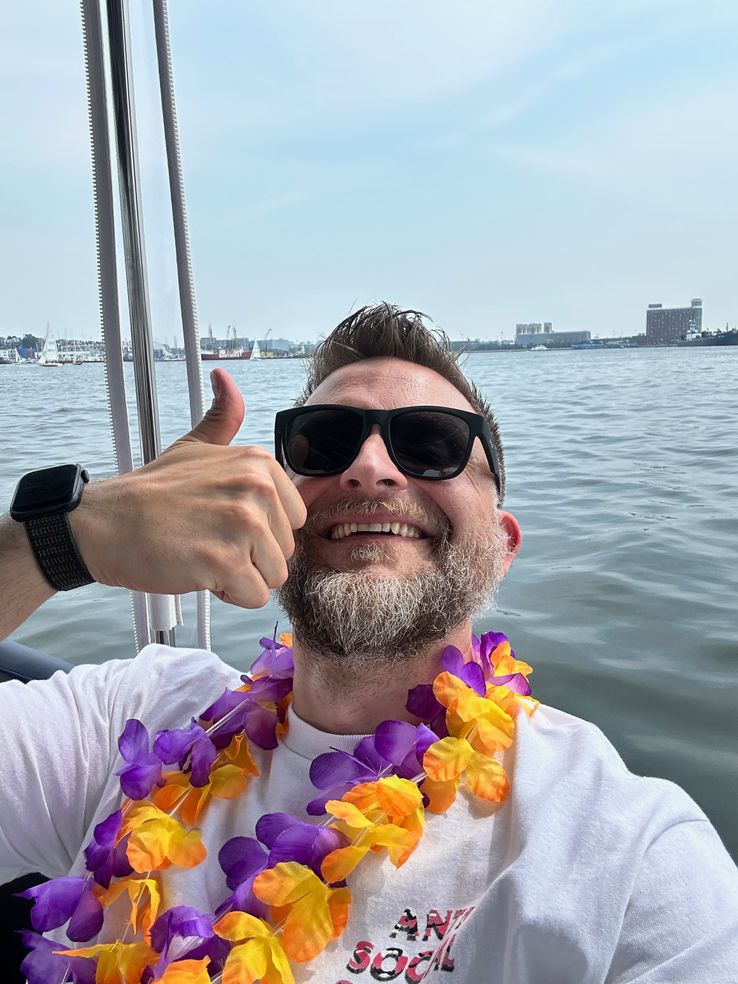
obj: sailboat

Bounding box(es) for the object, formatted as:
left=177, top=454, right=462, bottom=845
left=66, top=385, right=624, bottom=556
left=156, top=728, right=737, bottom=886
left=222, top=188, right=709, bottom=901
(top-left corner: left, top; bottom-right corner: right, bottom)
left=250, top=338, right=262, bottom=360
left=37, top=331, right=65, bottom=367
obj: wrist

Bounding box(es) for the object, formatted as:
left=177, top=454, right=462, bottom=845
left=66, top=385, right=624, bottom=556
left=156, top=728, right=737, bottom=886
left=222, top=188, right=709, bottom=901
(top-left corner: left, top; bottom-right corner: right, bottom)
left=2, top=513, right=52, bottom=586
left=0, top=514, right=56, bottom=638
left=67, top=480, right=106, bottom=585
left=9, top=464, right=94, bottom=592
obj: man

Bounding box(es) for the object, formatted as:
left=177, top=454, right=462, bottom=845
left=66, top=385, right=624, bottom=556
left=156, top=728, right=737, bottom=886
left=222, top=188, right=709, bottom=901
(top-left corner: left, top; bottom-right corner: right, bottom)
left=1, top=305, right=737, bottom=983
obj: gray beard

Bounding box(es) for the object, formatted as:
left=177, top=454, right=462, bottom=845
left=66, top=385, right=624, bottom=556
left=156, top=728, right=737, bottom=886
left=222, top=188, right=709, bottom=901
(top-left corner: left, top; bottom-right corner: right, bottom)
left=278, top=507, right=509, bottom=671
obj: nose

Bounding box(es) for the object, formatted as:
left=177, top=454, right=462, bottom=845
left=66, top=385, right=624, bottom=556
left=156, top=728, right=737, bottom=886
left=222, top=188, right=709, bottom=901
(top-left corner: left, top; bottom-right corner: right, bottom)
left=339, top=425, right=409, bottom=491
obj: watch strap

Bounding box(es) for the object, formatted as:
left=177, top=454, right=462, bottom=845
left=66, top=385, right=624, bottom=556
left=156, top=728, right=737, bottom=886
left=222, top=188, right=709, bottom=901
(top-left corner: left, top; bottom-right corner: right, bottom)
left=25, top=513, right=94, bottom=591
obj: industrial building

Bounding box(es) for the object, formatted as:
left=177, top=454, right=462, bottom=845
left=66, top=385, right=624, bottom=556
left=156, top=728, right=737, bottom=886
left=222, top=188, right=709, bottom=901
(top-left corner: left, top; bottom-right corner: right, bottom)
left=514, top=323, right=591, bottom=348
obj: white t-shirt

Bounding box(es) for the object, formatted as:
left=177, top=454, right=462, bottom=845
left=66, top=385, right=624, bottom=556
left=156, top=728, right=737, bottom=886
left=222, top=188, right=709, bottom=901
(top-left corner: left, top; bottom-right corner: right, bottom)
left=1, top=644, right=737, bottom=983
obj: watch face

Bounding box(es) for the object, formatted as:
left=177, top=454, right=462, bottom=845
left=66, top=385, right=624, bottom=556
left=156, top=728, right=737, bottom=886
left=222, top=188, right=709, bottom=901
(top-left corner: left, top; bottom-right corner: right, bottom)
left=12, top=464, right=81, bottom=517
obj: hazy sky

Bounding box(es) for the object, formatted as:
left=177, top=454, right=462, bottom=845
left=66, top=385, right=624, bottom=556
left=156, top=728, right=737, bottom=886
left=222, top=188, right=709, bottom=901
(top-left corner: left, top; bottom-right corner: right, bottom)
left=1, top=0, right=736, bottom=342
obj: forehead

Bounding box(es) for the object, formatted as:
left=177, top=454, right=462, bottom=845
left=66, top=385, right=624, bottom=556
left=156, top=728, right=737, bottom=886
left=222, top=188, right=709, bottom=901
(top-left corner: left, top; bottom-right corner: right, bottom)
left=307, top=357, right=476, bottom=412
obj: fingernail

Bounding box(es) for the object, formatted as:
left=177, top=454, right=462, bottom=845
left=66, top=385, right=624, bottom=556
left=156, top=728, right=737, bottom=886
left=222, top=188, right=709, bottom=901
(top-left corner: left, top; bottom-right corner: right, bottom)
left=210, top=370, right=222, bottom=406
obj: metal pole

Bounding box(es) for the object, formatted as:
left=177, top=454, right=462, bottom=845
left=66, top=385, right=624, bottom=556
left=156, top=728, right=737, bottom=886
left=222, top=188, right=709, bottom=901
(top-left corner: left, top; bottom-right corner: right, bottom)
left=152, top=0, right=210, bottom=650
left=81, top=0, right=150, bottom=650
left=106, top=0, right=174, bottom=646
left=105, top=0, right=161, bottom=466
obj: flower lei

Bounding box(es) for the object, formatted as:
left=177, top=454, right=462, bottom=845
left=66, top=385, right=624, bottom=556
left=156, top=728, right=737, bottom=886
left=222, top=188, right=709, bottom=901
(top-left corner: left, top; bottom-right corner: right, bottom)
left=21, top=629, right=536, bottom=984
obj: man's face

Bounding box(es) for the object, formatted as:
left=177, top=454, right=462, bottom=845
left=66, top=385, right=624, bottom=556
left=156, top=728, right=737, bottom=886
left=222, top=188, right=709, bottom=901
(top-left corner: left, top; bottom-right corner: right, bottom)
left=278, top=357, right=521, bottom=663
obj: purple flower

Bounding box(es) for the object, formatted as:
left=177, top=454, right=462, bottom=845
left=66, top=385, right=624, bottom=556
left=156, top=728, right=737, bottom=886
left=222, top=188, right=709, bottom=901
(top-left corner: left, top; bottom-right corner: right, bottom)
left=115, top=719, right=163, bottom=800
left=20, top=931, right=95, bottom=984
left=21, top=876, right=103, bottom=942
left=218, top=836, right=269, bottom=891
left=474, top=631, right=532, bottom=696
left=406, top=684, right=447, bottom=735
left=307, top=721, right=438, bottom=815
left=150, top=905, right=228, bottom=976
left=307, top=739, right=384, bottom=815
left=440, top=646, right=486, bottom=694
left=256, top=812, right=345, bottom=876
left=153, top=719, right=218, bottom=787
left=83, top=809, right=133, bottom=888
left=406, top=640, right=522, bottom=728
left=201, top=675, right=292, bottom=750
left=251, top=636, right=295, bottom=680
left=373, top=720, right=438, bottom=779
left=216, top=837, right=269, bottom=920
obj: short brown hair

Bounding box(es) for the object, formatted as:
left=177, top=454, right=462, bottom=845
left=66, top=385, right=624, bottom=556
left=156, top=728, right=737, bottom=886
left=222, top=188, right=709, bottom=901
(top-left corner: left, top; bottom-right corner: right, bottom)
left=300, top=303, right=506, bottom=500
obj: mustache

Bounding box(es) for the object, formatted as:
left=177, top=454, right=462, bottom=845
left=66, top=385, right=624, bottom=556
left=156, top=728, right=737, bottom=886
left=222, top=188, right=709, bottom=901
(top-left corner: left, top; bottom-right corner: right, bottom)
left=301, top=497, right=451, bottom=541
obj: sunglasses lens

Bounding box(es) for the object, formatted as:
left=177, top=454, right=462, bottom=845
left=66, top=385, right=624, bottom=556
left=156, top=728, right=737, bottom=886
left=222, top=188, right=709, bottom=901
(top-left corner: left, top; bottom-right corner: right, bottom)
left=284, top=408, right=363, bottom=474
left=391, top=411, right=471, bottom=478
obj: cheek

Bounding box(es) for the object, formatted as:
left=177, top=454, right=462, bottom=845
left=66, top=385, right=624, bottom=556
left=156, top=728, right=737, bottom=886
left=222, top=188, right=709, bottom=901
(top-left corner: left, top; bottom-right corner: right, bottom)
left=439, top=483, right=494, bottom=533
left=293, top=476, right=333, bottom=511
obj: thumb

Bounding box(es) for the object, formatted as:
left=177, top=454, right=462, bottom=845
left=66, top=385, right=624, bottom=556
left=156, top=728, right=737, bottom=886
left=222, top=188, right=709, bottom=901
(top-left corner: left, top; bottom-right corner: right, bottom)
left=177, top=369, right=245, bottom=447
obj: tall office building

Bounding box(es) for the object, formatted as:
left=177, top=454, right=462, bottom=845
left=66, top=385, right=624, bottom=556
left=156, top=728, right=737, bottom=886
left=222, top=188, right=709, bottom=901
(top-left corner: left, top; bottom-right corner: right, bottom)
left=646, top=299, right=702, bottom=343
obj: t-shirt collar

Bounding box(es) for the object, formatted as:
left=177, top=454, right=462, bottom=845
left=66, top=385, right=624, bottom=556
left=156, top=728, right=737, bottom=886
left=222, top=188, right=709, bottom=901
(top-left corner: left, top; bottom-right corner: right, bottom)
left=281, top=703, right=368, bottom=760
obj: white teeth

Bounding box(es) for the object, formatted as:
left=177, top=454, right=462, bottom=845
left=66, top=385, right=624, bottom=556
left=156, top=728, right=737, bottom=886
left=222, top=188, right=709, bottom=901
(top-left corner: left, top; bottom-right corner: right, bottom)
left=329, top=521, right=423, bottom=540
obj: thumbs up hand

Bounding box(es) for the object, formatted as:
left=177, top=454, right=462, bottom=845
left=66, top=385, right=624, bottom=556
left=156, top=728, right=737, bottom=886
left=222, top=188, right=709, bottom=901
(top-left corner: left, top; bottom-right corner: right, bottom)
left=69, top=369, right=307, bottom=608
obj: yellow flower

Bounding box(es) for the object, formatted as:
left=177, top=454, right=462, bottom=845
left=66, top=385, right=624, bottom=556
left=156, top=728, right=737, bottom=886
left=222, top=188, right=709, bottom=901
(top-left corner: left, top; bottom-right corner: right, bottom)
left=322, top=776, right=425, bottom=882
left=433, top=671, right=515, bottom=755
left=98, top=876, right=160, bottom=943
left=490, top=639, right=533, bottom=678
left=121, top=804, right=206, bottom=872
left=151, top=958, right=212, bottom=984
left=422, top=735, right=510, bottom=811
left=152, top=734, right=259, bottom=826
left=252, top=862, right=352, bottom=963
left=214, top=911, right=295, bottom=984
left=57, top=941, right=156, bottom=984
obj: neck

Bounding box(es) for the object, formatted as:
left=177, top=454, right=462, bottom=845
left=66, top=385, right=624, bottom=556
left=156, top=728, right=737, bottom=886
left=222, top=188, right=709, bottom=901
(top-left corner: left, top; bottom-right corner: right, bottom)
left=290, top=621, right=474, bottom=734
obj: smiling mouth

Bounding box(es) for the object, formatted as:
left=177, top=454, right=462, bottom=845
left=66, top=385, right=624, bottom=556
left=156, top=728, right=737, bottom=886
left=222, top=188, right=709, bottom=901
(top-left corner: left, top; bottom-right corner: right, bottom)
left=329, top=522, right=425, bottom=541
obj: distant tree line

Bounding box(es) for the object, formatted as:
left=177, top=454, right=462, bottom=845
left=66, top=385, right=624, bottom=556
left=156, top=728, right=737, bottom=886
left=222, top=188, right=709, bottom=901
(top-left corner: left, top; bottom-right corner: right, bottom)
left=0, top=333, right=44, bottom=350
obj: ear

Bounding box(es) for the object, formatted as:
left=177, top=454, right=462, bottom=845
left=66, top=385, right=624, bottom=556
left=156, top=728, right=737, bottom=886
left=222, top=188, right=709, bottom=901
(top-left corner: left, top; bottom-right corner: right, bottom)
left=497, top=510, right=522, bottom=572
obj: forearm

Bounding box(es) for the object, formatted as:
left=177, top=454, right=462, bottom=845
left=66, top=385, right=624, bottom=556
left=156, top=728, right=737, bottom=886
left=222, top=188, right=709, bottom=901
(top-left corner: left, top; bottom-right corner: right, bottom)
left=0, top=514, right=56, bottom=640
left=0, top=370, right=305, bottom=638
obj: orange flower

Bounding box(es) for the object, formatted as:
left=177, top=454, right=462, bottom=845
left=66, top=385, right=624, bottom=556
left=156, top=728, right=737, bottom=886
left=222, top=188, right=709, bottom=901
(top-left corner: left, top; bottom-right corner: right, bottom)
left=57, top=941, right=156, bottom=984
left=422, top=735, right=510, bottom=811
left=252, top=862, right=351, bottom=963
left=152, top=734, right=259, bottom=826
left=433, top=671, right=515, bottom=755
left=151, top=958, right=212, bottom=984
left=97, top=876, right=160, bottom=943
left=214, top=911, right=295, bottom=984
left=120, top=804, right=206, bottom=872
left=321, top=776, right=424, bottom=882
left=490, top=640, right=533, bottom=678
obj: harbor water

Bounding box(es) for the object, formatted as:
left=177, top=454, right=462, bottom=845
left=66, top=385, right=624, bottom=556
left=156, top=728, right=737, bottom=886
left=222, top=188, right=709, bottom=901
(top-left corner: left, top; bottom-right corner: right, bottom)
left=1, top=347, right=736, bottom=858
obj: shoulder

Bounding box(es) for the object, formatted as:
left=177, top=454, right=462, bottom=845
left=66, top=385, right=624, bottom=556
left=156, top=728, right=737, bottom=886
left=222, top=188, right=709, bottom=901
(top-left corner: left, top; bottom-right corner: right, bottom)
left=502, top=705, right=738, bottom=978
left=12, top=644, right=242, bottom=738
left=89, top=643, right=242, bottom=733
left=511, top=703, right=711, bottom=849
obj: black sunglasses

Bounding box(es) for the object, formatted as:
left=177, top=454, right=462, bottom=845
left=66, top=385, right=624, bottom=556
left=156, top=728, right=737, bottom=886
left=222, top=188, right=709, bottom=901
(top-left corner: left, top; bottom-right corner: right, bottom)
left=274, top=404, right=501, bottom=492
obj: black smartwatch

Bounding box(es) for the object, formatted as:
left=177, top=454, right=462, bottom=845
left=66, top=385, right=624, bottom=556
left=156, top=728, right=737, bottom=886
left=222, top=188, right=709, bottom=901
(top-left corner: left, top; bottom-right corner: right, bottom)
left=10, top=464, right=95, bottom=591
